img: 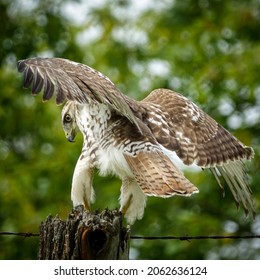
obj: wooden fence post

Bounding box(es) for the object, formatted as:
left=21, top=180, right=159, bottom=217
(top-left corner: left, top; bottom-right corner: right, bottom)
left=38, top=208, right=130, bottom=260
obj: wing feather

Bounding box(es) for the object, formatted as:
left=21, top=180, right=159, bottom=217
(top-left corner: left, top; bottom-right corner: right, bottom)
left=17, top=57, right=141, bottom=132
left=32, top=70, right=44, bottom=94
left=23, top=66, right=34, bottom=88
left=142, top=88, right=254, bottom=166
left=142, top=88, right=255, bottom=217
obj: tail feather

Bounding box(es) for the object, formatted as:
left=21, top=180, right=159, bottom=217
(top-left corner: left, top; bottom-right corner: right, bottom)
left=210, top=167, right=225, bottom=197
left=124, top=151, right=199, bottom=197
left=210, top=161, right=255, bottom=218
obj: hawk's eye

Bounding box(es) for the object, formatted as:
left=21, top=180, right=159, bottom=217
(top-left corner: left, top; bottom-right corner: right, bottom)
left=64, top=114, right=72, bottom=123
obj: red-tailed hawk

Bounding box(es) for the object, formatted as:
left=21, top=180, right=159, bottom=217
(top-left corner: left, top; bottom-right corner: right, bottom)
left=17, top=57, right=255, bottom=224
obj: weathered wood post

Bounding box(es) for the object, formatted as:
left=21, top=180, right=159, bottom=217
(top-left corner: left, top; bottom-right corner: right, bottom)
left=38, top=209, right=130, bottom=260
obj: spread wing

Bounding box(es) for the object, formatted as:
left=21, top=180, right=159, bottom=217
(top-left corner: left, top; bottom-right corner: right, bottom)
left=17, top=57, right=142, bottom=132
left=142, top=88, right=255, bottom=217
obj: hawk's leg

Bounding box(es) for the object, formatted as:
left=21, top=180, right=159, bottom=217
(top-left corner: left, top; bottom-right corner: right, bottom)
left=71, top=155, right=95, bottom=211
left=119, top=177, right=147, bottom=225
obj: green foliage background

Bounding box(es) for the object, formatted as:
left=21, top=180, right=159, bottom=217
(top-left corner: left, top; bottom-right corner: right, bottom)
left=0, top=0, right=260, bottom=259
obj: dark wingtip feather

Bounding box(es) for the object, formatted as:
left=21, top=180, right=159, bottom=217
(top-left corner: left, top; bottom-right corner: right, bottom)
left=17, top=60, right=26, bottom=73
left=23, top=66, right=34, bottom=88
left=43, top=77, right=54, bottom=101
left=17, top=58, right=67, bottom=105
left=55, top=86, right=65, bottom=105
left=32, top=71, right=44, bottom=94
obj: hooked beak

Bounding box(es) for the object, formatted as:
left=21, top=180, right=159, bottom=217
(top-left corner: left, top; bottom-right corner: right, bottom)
left=67, top=135, right=75, bottom=143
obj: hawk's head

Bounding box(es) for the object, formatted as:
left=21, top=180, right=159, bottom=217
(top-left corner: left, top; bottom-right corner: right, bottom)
left=61, top=101, right=79, bottom=142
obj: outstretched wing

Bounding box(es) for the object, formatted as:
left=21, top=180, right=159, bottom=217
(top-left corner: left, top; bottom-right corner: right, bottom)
left=142, top=88, right=253, bottom=166
left=17, top=57, right=141, bottom=132
left=142, top=88, right=255, bottom=217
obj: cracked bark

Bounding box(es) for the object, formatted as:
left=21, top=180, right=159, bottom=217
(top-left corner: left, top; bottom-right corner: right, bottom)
left=38, top=209, right=130, bottom=260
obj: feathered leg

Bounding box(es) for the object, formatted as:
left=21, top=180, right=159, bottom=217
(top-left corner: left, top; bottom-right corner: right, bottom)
left=120, top=177, right=147, bottom=225
left=71, top=154, right=95, bottom=210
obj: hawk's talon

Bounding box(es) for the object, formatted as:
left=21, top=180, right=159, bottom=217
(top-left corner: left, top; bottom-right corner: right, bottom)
left=73, top=204, right=85, bottom=214
left=120, top=194, right=133, bottom=216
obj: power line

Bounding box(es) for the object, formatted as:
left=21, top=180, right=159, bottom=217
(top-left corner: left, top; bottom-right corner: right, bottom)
left=1, top=231, right=260, bottom=241
left=130, top=234, right=260, bottom=241
left=0, top=232, right=39, bottom=237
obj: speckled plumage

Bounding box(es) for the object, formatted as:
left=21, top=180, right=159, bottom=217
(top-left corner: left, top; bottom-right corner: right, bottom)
left=18, top=57, right=255, bottom=224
